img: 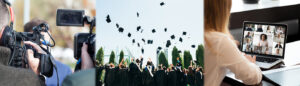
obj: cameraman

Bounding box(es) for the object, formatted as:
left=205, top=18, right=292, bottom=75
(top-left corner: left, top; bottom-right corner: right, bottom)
left=0, top=1, right=46, bottom=86
left=24, top=18, right=72, bottom=86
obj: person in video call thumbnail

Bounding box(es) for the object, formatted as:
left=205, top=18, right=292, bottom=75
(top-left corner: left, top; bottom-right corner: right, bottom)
left=276, top=26, right=284, bottom=34
left=245, top=32, right=252, bottom=39
left=275, top=42, right=283, bottom=48
left=274, top=33, right=284, bottom=43
left=245, top=24, right=254, bottom=31
left=258, top=34, right=269, bottom=54
left=274, top=48, right=281, bottom=56
left=243, top=38, right=253, bottom=52
left=266, top=26, right=272, bottom=33
left=256, top=25, right=263, bottom=32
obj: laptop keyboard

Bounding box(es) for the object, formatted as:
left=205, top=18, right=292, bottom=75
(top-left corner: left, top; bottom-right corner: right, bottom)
left=256, top=56, right=278, bottom=63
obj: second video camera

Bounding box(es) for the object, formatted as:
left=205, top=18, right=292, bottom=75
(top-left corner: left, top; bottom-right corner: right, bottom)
left=56, top=9, right=96, bottom=61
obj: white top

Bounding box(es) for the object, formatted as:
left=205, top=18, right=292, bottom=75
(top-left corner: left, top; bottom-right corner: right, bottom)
left=259, top=40, right=269, bottom=53
left=204, top=32, right=262, bottom=86
left=231, top=0, right=300, bottom=13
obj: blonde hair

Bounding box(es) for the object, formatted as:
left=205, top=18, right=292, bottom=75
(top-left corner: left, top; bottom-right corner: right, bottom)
left=205, top=0, right=234, bottom=47
left=205, top=0, right=232, bottom=33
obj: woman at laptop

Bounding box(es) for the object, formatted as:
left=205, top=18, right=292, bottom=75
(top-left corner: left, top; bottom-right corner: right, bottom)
left=204, top=0, right=262, bottom=86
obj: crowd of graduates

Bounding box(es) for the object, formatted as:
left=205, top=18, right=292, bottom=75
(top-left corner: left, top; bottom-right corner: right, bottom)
left=97, top=57, right=204, bottom=86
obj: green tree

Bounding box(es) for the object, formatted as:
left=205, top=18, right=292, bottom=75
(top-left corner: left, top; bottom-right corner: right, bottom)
left=109, top=51, right=115, bottom=64
left=96, top=47, right=104, bottom=66
left=119, top=50, right=124, bottom=64
left=125, top=58, right=130, bottom=66
left=196, top=44, right=204, bottom=68
left=172, top=46, right=180, bottom=65
left=184, top=51, right=193, bottom=69
left=159, top=52, right=169, bottom=68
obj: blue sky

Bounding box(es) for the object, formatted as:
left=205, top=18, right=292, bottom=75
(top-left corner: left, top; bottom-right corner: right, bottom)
left=96, top=0, right=203, bottom=65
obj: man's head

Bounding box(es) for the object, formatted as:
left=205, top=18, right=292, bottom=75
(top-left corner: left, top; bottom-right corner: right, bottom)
left=0, top=0, right=9, bottom=30
left=24, top=18, right=47, bottom=32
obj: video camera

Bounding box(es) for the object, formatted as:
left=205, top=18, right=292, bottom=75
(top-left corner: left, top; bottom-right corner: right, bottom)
left=56, top=9, right=96, bottom=70
left=0, top=23, right=55, bottom=77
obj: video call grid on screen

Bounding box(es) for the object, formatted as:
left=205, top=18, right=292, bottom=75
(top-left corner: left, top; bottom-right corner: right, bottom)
left=241, top=22, right=287, bottom=57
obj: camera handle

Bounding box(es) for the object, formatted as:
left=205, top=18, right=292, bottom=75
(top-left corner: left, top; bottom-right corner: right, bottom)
left=33, top=23, right=56, bottom=47
left=83, top=16, right=96, bottom=35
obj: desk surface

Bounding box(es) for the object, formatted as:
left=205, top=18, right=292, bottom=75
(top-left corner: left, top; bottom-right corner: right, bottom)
left=231, top=0, right=300, bottom=13
left=263, top=65, right=300, bottom=86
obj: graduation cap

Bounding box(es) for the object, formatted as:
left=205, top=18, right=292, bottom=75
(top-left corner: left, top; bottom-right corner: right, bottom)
left=171, top=35, right=175, bottom=39
left=147, top=40, right=153, bottom=44
left=164, top=28, right=167, bottom=32
left=183, top=31, right=187, bottom=35
left=178, top=50, right=182, bottom=53
left=179, top=37, right=183, bottom=42
left=166, top=40, right=171, bottom=47
left=137, top=43, right=140, bottom=47
left=160, top=2, right=165, bottom=6
left=152, top=29, right=156, bottom=33
left=106, top=15, right=111, bottom=23
left=128, top=33, right=131, bottom=37
left=157, top=46, right=162, bottom=50
left=137, top=12, right=139, bottom=17
left=141, top=48, right=144, bottom=54
left=137, top=26, right=141, bottom=32
left=142, top=38, right=146, bottom=43
left=118, top=27, right=124, bottom=33
left=132, top=39, right=135, bottom=43
left=116, top=23, right=119, bottom=28
left=191, top=45, right=196, bottom=48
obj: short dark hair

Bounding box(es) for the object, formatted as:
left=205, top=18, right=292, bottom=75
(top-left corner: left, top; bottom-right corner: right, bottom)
left=260, top=34, right=267, bottom=40
left=0, top=0, right=9, bottom=28
left=24, top=18, right=47, bottom=32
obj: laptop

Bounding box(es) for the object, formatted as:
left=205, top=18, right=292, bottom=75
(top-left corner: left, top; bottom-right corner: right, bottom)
left=241, top=21, right=288, bottom=69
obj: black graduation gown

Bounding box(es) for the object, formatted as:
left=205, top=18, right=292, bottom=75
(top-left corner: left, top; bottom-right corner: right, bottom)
left=195, top=71, right=203, bottom=86
left=182, top=74, right=188, bottom=86
left=187, top=72, right=196, bottom=86
left=104, top=68, right=117, bottom=86
left=143, top=67, right=155, bottom=86
left=176, top=69, right=185, bottom=86
left=167, top=71, right=177, bottom=86
left=129, top=63, right=143, bottom=86
left=115, top=68, right=129, bottom=86
left=154, top=70, right=167, bottom=86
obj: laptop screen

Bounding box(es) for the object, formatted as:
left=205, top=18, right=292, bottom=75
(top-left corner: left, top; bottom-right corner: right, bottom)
left=241, top=22, right=287, bottom=57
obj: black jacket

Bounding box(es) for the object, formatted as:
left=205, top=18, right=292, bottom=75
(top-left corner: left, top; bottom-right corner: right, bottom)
left=0, top=46, right=42, bottom=86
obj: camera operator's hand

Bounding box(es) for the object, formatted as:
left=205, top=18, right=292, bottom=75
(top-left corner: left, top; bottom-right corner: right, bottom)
left=24, top=41, right=47, bottom=75
left=81, top=42, right=94, bottom=70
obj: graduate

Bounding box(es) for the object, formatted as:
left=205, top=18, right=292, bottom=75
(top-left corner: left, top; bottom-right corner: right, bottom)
left=195, top=67, right=204, bottom=86
left=129, top=57, right=143, bottom=86
left=115, top=59, right=129, bottom=86
left=167, top=64, right=177, bottom=86
left=104, top=63, right=117, bottom=86
left=175, top=57, right=184, bottom=86
left=186, top=61, right=196, bottom=86
left=154, top=64, right=168, bottom=86
left=143, top=58, right=155, bottom=86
